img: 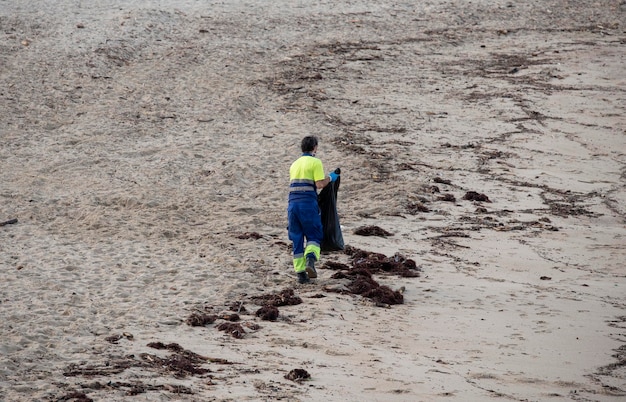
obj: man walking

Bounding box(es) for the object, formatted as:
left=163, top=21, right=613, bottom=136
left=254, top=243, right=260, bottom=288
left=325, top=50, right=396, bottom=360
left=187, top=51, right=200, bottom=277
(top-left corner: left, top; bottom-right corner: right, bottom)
left=288, top=136, right=339, bottom=284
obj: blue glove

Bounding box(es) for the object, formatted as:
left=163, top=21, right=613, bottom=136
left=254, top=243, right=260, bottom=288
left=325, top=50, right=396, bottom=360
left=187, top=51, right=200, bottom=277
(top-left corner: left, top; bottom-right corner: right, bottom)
left=329, top=172, right=339, bottom=182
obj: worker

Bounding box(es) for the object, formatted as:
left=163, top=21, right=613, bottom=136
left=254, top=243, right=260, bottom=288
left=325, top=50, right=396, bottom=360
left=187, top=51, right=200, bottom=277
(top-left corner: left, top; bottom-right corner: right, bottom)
left=288, top=136, right=339, bottom=284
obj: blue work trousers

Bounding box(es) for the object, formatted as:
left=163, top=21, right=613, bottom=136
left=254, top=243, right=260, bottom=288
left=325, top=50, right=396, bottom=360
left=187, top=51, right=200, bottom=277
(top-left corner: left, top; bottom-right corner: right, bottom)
left=287, top=200, right=322, bottom=273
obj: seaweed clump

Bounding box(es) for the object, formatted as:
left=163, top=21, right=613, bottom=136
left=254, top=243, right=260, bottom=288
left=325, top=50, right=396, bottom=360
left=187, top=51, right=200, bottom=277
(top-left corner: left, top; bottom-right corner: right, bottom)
left=346, top=246, right=420, bottom=278
left=322, top=246, right=420, bottom=306
left=251, top=288, right=303, bottom=307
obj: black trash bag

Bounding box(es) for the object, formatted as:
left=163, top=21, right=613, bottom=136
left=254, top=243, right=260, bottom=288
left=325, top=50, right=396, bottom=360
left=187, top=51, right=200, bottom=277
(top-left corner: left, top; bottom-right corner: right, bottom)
left=318, top=168, right=344, bottom=251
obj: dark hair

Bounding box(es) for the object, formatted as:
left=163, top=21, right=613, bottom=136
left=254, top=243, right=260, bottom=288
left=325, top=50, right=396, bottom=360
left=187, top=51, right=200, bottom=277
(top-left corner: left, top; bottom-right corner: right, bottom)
left=301, top=136, right=318, bottom=153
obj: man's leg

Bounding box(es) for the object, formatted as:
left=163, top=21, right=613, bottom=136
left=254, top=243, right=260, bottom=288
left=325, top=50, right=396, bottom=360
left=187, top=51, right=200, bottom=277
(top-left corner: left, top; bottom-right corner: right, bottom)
left=301, top=203, right=323, bottom=278
left=288, top=203, right=309, bottom=283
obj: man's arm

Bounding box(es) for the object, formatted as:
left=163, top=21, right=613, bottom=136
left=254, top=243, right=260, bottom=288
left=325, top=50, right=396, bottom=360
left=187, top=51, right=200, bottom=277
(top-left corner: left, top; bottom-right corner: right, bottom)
left=315, top=176, right=332, bottom=189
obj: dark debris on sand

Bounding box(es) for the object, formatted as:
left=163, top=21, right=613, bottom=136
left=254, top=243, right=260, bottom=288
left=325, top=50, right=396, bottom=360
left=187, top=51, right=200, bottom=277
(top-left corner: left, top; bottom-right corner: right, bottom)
left=433, top=177, right=452, bottom=185
left=463, top=191, right=491, bottom=202
left=256, top=305, right=280, bottom=321
left=63, top=358, right=134, bottom=377
left=353, top=225, right=394, bottom=237
left=285, top=368, right=311, bottom=383
left=321, top=246, right=418, bottom=306
left=63, top=342, right=218, bottom=393
left=76, top=381, right=194, bottom=398
left=185, top=312, right=218, bottom=327
left=144, top=342, right=214, bottom=377
left=406, top=201, right=430, bottom=214
left=61, top=342, right=222, bottom=398
left=229, top=301, right=248, bottom=313
left=327, top=271, right=404, bottom=306
left=56, top=391, right=93, bottom=402
left=57, top=380, right=195, bottom=400
left=139, top=353, right=211, bottom=379
left=216, top=322, right=246, bottom=339
left=346, top=245, right=420, bottom=278
left=251, top=288, right=303, bottom=307
left=235, top=231, right=263, bottom=239
left=438, top=193, right=456, bottom=202
left=248, top=288, right=304, bottom=322
left=182, top=291, right=296, bottom=339
left=219, top=313, right=241, bottom=322
left=147, top=342, right=234, bottom=365
left=321, top=261, right=351, bottom=270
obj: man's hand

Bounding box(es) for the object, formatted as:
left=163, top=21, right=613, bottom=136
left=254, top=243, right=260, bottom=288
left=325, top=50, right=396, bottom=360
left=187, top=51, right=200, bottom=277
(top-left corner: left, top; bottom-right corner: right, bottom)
left=317, top=169, right=340, bottom=189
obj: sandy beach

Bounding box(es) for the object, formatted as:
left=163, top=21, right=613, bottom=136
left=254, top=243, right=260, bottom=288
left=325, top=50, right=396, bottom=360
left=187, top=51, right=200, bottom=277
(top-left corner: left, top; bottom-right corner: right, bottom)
left=1, top=0, right=625, bottom=400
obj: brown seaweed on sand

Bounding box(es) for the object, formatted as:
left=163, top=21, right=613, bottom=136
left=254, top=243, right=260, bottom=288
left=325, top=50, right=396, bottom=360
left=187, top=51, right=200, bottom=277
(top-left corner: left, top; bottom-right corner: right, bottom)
left=255, top=305, right=280, bottom=321
left=328, top=263, right=405, bottom=306
left=463, top=191, right=491, bottom=202
left=323, top=246, right=420, bottom=306
left=321, top=261, right=351, bottom=270
left=345, top=246, right=420, bottom=278
left=56, top=391, right=93, bottom=401
left=236, top=232, right=263, bottom=239
left=63, top=343, right=216, bottom=382
left=406, top=201, right=430, bottom=213
left=285, top=368, right=311, bottom=383
left=353, top=225, right=394, bottom=237
left=185, top=313, right=218, bottom=327
left=438, top=193, right=456, bottom=202
left=138, top=353, right=210, bottom=378
left=433, top=177, right=452, bottom=185
left=217, top=322, right=246, bottom=339
left=251, top=288, right=303, bottom=307
left=328, top=273, right=404, bottom=306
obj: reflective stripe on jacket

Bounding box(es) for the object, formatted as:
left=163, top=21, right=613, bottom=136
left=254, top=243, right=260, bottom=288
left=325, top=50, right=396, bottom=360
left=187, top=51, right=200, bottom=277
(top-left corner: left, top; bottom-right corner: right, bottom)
left=289, top=155, right=325, bottom=203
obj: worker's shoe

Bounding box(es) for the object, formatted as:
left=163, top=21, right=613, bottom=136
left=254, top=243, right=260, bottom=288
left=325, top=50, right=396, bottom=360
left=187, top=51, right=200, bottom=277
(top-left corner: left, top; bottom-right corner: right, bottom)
left=297, top=271, right=310, bottom=284
left=305, top=255, right=317, bottom=279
